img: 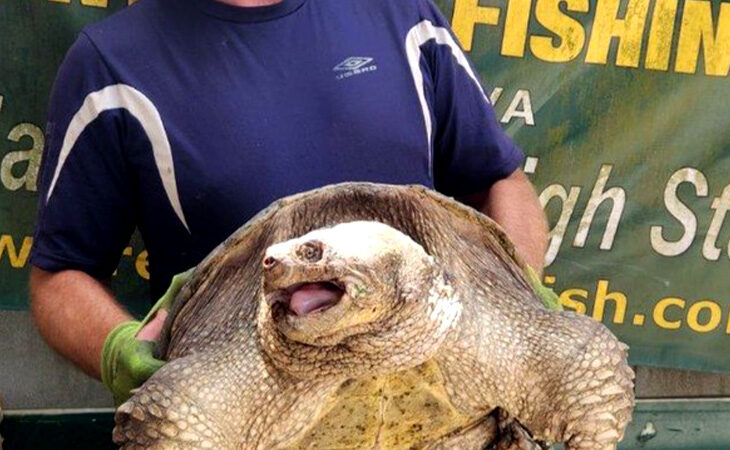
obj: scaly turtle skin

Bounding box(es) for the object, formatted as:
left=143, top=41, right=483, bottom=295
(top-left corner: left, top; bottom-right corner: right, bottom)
left=113, top=183, right=634, bottom=449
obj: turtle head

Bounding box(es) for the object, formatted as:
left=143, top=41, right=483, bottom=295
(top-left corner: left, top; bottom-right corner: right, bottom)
left=260, top=221, right=443, bottom=347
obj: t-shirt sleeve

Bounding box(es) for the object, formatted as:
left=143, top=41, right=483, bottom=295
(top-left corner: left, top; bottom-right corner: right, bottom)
left=31, top=32, right=136, bottom=279
left=415, top=0, right=525, bottom=197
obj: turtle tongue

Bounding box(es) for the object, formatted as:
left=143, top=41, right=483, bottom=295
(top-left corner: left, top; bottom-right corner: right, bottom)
left=289, top=282, right=343, bottom=316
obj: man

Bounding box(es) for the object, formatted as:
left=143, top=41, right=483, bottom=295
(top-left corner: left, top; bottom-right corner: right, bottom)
left=30, top=0, right=548, bottom=401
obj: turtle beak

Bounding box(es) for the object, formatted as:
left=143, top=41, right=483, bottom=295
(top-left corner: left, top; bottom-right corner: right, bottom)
left=262, top=240, right=327, bottom=289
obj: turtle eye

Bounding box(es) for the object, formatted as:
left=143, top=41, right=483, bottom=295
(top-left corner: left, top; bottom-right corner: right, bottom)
left=298, top=240, right=323, bottom=263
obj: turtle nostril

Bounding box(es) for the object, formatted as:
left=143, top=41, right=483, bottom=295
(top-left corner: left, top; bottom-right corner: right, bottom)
left=262, top=256, right=278, bottom=269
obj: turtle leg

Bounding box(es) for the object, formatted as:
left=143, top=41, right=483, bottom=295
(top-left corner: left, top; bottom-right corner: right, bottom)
left=112, top=355, right=237, bottom=450
left=439, top=310, right=634, bottom=450
left=539, top=320, right=635, bottom=450
left=514, top=316, right=635, bottom=450
left=112, top=347, right=339, bottom=449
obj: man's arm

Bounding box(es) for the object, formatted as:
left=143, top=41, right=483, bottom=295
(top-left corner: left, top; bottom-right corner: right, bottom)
left=460, top=169, right=548, bottom=274
left=29, top=267, right=132, bottom=379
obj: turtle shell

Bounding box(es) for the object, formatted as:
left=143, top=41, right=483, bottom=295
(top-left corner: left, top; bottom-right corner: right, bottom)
left=115, top=182, right=634, bottom=450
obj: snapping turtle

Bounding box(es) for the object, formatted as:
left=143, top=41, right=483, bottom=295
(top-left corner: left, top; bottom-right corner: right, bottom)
left=114, top=183, right=634, bottom=449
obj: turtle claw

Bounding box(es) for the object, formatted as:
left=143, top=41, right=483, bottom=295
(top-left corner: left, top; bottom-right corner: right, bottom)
left=489, top=409, right=548, bottom=450
left=424, top=413, right=499, bottom=450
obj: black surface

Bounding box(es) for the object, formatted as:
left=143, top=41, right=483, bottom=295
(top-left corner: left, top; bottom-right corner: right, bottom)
left=0, top=413, right=116, bottom=450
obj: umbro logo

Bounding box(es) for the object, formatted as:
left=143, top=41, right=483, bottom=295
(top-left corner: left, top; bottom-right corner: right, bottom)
left=333, top=56, right=378, bottom=80
left=334, top=56, right=373, bottom=71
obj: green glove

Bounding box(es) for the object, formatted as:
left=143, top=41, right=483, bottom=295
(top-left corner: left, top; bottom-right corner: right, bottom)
left=101, top=268, right=194, bottom=405
left=525, top=266, right=563, bottom=311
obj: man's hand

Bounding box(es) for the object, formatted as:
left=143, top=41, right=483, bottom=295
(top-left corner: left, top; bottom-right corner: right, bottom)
left=101, top=269, right=192, bottom=404
left=101, top=320, right=166, bottom=405
left=460, top=168, right=548, bottom=274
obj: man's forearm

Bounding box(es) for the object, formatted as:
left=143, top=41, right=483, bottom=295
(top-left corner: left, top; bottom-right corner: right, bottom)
left=30, top=267, right=132, bottom=379
left=461, top=169, right=548, bottom=273
left=485, top=169, right=548, bottom=272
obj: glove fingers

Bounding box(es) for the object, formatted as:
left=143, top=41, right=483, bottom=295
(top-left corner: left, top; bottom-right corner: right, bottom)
left=105, top=268, right=194, bottom=405
left=109, top=331, right=166, bottom=405
left=524, top=266, right=563, bottom=311
left=120, top=340, right=166, bottom=383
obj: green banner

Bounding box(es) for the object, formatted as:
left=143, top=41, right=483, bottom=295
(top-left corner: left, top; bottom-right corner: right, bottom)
left=0, top=0, right=151, bottom=316
left=1, top=0, right=729, bottom=372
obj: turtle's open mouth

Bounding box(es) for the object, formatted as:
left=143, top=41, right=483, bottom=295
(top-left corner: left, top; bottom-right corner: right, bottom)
left=279, top=280, right=345, bottom=316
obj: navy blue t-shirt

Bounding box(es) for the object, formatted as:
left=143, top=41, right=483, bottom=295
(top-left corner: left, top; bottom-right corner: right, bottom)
left=32, top=0, right=524, bottom=298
